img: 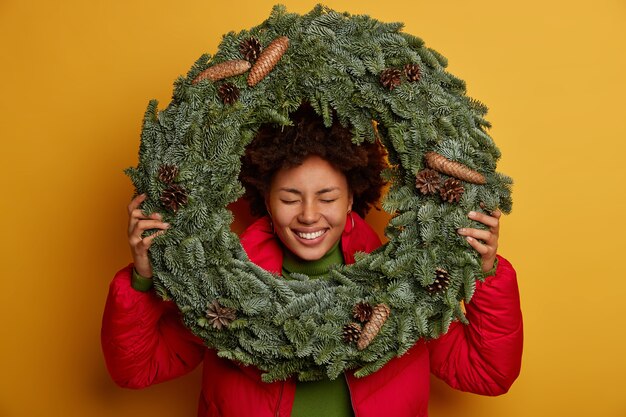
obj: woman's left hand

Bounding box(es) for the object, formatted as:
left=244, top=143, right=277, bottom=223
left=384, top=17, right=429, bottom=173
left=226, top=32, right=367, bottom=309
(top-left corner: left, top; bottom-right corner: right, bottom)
left=457, top=209, right=501, bottom=273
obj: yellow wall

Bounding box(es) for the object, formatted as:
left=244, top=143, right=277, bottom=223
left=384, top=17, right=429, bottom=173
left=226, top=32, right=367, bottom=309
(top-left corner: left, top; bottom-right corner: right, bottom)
left=1, top=0, right=624, bottom=416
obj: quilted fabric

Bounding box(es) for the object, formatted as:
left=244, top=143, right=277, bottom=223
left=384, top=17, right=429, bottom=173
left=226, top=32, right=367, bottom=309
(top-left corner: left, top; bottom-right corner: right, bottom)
left=102, top=214, right=522, bottom=417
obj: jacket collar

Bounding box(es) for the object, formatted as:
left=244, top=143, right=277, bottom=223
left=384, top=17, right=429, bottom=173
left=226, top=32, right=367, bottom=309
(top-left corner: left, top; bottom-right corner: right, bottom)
left=239, top=212, right=373, bottom=275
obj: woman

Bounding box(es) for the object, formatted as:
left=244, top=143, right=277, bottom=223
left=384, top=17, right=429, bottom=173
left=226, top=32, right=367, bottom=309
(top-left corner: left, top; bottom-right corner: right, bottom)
left=102, top=103, right=523, bottom=417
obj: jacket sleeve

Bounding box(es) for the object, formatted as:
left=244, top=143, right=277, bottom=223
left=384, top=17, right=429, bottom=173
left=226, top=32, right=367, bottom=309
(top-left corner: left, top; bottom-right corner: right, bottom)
left=426, top=255, right=523, bottom=395
left=101, top=264, right=206, bottom=388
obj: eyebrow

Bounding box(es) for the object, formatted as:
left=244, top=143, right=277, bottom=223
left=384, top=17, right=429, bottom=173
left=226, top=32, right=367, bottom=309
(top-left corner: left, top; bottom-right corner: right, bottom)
left=279, top=187, right=340, bottom=195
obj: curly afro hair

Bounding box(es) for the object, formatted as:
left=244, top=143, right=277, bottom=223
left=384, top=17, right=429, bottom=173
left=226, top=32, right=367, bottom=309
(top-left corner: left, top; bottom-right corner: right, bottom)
left=240, top=102, right=388, bottom=218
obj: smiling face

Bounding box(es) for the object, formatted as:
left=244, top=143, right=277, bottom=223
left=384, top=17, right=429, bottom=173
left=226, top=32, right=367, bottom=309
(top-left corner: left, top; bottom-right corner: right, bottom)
left=266, top=155, right=353, bottom=261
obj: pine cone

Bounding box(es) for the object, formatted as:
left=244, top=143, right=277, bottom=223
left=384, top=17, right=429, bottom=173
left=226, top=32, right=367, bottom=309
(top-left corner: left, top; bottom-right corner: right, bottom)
left=427, top=268, right=450, bottom=294
left=160, top=184, right=188, bottom=212
left=404, top=63, right=421, bottom=82
left=240, top=37, right=263, bottom=62
left=206, top=300, right=236, bottom=330
left=357, top=303, right=391, bottom=350
left=157, top=164, right=178, bottom=184
left=424, top=152, right=486, bottom=185
left=380, top=68, right=402, bottom=90
left=439, top=178, right=464, bottom=203
left=217, top=82, right=240, bottom=105
left=192, top=59, right=251, bottom=84
left=415, top=169, right=441, bottom=195
left=342, top=322, right=362, bottom=344
left=247, top=36, right=289, bottom=87
left=352, top=302, right=373, bottom=322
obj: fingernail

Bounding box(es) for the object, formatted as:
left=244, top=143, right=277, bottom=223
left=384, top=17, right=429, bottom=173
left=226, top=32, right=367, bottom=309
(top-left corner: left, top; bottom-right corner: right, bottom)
left=466, top=236, right=473, bottom=242
left=164, top=223, right=170, bottom=228
left=468, top=211, right=476, bottom=217
left=457, top=228, right=465, bottom=234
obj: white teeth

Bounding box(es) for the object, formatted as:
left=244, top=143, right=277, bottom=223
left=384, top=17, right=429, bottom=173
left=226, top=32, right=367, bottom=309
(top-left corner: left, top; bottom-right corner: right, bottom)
left=296, top=230, right=326, bottom=240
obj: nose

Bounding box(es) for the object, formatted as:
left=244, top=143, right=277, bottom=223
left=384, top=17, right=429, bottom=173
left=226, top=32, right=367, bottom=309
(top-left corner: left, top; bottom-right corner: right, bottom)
left=298, top=201, right=320, bottom=224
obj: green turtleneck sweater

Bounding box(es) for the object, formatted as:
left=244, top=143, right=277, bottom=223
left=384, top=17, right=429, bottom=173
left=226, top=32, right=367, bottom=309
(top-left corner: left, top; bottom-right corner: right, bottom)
left=281, top=241, right=354, bottom=417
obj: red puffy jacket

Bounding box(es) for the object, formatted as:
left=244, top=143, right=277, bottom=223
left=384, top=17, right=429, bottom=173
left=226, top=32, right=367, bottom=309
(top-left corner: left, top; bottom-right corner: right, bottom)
left=102, top=213, right=523, bottom=417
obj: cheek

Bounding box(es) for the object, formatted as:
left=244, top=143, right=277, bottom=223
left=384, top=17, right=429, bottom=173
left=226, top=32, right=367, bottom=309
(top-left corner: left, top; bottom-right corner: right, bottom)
left=325, top=205, right=349, bottom=227
left=269, top=202, right=295, bottom=227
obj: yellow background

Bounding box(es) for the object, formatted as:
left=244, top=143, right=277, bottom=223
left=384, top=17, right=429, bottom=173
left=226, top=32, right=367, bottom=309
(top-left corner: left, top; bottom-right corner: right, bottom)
left=1, top=0, right=625, bottom=416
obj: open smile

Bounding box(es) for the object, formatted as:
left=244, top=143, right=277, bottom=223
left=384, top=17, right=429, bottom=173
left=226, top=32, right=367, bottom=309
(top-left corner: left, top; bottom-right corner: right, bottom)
left=293, top=229, right=328, bottom=240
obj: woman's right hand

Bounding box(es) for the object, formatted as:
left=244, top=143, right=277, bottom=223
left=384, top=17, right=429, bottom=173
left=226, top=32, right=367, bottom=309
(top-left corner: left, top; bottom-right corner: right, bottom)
left=127, top=193, right=169, bottom=278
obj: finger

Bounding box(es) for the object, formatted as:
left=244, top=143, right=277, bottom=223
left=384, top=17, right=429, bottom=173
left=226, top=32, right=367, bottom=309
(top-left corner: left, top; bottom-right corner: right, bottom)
left=457, top=228, right=494, bottom=244
left=128, top=209, right=162, bottom=235
left=468, top=210, right=499, bottom=229
left=131, top=226, right=167, bottom=250
left=130, top=209, right=162, bottom=221
left=127, top=193, right=147, bottom=215
left=134, top=219, right=169, bottom=234
left=138, top=230, right=166, bottom=250
left=490, top=210, right=502, bottom=235
left=130, top=220, right=169, bottom=241
left=464, top=235, right=490, bottom=256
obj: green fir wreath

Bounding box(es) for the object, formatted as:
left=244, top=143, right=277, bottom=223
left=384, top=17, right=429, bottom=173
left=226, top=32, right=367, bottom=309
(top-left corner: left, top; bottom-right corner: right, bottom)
left=125, top=4, right=513, bottom=382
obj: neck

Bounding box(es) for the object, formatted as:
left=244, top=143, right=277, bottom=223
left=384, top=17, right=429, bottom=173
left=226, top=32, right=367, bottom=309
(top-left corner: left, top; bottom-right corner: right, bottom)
left=281, top=240, right=343, bottom=278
